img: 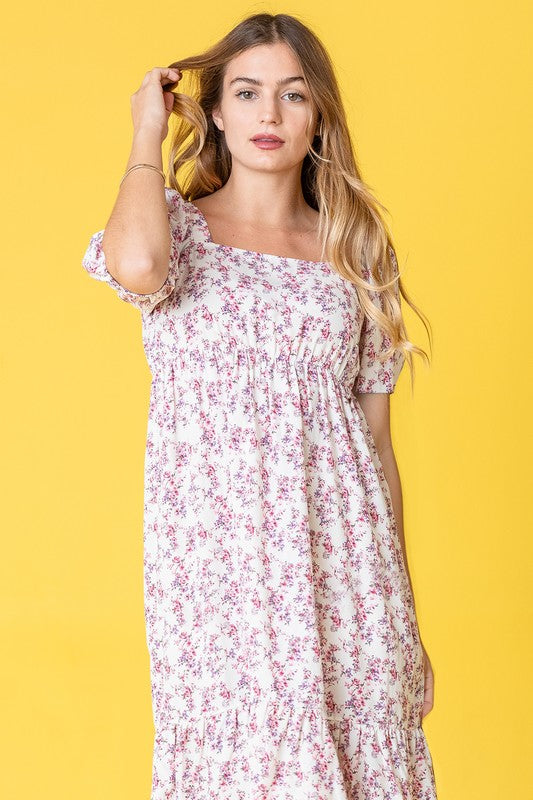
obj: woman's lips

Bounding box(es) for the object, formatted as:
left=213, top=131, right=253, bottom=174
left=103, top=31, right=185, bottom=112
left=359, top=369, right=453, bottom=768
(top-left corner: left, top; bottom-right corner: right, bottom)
left=251, top=138, right=284, bottom=150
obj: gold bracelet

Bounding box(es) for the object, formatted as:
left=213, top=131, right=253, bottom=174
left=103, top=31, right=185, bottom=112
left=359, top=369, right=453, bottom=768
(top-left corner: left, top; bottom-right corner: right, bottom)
left=120, top=163, right=165, bottom=187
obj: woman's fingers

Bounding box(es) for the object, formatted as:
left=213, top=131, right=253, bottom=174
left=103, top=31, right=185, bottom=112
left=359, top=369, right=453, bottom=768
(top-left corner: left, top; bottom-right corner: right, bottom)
left=162, top=67, right=182, bottom=88
left=131, top=67, right=182, bottom=142
left=421, top=647, right=434, bottom=719
left=139, top=67, right=182, bottom=90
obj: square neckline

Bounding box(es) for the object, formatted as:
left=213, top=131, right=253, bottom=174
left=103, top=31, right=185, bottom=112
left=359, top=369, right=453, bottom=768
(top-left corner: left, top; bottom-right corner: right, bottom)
left=184, top=198, right=331, bottom=267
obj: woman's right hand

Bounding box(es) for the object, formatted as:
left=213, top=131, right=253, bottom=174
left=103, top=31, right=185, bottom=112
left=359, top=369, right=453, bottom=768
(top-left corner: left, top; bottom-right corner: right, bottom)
left=130, top=66, right=183, bottom=142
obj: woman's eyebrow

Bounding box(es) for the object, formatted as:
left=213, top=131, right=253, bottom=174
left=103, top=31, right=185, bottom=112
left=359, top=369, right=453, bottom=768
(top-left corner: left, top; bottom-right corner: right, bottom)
left=228, top=76, right=305, bottom=87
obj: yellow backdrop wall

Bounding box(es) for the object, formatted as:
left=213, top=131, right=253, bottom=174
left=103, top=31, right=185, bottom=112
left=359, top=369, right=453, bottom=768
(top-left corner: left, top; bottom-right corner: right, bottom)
left=1, top=2, right=531, bottom=798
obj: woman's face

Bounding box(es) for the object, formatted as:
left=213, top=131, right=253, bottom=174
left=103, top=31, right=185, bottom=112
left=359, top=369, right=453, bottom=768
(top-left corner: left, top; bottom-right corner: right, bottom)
left=212, top=42, right=319, bottom=176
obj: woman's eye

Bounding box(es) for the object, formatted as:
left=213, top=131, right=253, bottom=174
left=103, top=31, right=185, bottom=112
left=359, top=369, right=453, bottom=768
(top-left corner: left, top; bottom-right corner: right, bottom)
left=235, top=90, right=305, bottom=102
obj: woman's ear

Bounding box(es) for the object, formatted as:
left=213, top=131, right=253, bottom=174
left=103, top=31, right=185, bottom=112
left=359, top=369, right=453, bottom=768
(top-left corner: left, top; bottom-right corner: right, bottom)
left=212, top=108, right=224, bottom=132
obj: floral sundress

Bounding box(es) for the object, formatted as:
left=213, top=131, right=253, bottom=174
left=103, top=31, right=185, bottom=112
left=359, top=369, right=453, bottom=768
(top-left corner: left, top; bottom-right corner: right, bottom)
left=82, top=188, right=437, bottom=800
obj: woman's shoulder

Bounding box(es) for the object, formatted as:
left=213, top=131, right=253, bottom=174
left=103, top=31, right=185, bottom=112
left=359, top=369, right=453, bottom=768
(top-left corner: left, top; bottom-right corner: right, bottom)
left=164, top=187, right=196, bottom=245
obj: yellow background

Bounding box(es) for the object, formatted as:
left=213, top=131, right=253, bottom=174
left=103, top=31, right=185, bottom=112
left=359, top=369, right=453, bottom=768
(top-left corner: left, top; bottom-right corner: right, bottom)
left=1, top=2, right=531, bottom=798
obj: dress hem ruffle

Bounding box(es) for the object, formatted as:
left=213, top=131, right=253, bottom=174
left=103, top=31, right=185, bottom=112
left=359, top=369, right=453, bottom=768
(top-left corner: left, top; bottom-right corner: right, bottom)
left=150, top=691, right=437, bottom=800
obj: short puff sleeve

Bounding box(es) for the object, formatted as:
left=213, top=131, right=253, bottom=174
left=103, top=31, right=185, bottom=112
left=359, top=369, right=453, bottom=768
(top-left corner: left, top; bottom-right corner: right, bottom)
left=81, top=187, right=189, bottom=315
left=353, top=246, right=405, bottom=394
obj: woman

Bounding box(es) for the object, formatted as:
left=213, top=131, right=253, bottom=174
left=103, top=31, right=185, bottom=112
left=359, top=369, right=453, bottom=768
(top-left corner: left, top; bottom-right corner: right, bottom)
left=82, top=12, right=437, bottom=800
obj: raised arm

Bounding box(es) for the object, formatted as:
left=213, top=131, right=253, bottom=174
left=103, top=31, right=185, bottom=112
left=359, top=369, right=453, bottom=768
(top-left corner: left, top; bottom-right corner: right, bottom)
left=99, top=67, right=182, bottom=295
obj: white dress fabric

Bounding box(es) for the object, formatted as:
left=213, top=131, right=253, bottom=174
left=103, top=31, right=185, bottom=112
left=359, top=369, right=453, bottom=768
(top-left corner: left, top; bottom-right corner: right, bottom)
left=82, top=188, right=437, bottom=800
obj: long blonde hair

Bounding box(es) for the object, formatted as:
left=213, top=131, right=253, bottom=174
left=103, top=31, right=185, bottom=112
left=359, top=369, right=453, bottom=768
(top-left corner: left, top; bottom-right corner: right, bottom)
left=165, top=12, right=431, bottom=390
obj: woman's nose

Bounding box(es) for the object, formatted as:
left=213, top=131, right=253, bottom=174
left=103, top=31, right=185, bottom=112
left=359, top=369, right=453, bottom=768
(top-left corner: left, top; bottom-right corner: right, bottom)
left=259, top=101, right=281, bottom=125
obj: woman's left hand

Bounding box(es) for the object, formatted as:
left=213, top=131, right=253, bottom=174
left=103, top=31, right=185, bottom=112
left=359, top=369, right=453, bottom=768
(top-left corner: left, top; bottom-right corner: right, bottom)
left=421, top=643, right=434, bottom=720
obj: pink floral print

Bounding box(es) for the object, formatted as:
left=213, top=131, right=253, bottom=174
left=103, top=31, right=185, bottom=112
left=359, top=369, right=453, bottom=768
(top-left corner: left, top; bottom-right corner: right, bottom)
left=82, top=188, right=437, bottom=799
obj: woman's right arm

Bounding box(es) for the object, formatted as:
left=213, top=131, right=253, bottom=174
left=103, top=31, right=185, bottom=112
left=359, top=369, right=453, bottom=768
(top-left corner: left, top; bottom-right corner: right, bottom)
left=100, top=67, right=181, bottom=295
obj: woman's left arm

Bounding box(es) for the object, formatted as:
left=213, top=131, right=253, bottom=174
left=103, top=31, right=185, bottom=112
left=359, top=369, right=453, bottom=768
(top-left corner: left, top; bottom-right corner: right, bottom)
left=356, top=391, right=435, bottom=718
left=376, top=438, right=415, bottom=601
left=357, top=393, right=415, bottom=598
